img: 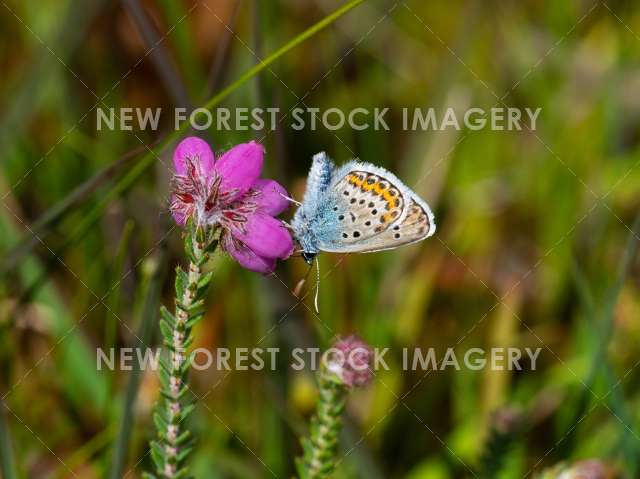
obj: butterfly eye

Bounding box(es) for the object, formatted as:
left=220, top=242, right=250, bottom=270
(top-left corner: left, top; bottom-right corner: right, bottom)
left=302, top=251, right=316, bottom=264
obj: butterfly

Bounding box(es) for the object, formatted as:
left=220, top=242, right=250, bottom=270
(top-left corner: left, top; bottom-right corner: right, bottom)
left=291, top=152, right=436, bottom=265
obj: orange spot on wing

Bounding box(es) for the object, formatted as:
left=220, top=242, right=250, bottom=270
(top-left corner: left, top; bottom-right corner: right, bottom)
left=362, top=180, right=375, bottom=191
left=381, top=189, right=401, bottom=211
left=348, top=174, right=364, bottom=188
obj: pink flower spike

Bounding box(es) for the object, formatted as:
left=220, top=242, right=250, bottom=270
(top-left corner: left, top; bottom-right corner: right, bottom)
left=232, top=212, right=293, bottom=260
left=173, top=137, right=215, bottom=176
left=214, top=141, right=264, bottom=203
left=224, top=235, right=277, bottom=274
left=325, top=336, right=373, bottom=388
left=252, top=179, right=290, bottom=216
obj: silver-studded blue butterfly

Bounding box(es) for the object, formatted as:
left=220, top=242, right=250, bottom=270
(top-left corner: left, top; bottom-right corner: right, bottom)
left=292, top=152, right=436, bottom=264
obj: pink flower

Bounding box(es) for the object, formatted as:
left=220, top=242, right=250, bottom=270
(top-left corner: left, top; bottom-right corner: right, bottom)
left=170, top=137, right=293, bottom=274
left=324, top=335, right=373, bottom=388
left=561, top=460, right=613, bottom=479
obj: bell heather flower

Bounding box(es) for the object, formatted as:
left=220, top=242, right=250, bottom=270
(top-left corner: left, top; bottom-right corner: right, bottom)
left=170, top=136, right=294, bottom=273
left=296, top=335, right=374, bottom=479
left=324, top=335, right=374, bottom=388
left=539, top=460, right=617, bottom=479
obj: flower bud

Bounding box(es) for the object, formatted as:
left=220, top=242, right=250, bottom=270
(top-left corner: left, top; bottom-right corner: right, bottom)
left=324, top=335, right=373, bottom=388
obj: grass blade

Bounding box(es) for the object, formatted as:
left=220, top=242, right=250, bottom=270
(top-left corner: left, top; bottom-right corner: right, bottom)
left=122, top=0, right=192, bottom=109
left=565, top=211, right=640, bottom=470
left=0, top=0, right=367, bottom=277
left=0, top=399, right=18, bottom=479
left=204, top=0, right=243, bottom=98
left=0, top=143, right=151, bottom=278
left=109, top=245, right=168, bottom=479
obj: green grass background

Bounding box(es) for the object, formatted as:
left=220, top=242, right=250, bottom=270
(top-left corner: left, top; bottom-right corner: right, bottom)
left=0, top=0, right=639, bottom=477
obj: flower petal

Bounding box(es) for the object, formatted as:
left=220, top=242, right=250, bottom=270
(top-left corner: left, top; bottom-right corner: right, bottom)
left=252, top=179, right=290, bottom=216
left=215, top=141, right=263, bottom=202
left=170, top=195, right=188, bottom=226
left=232, top=212, right=293, bottom=260
left=173, top=137, right=215, bottom=176
left=226, top=239, right=277, bottom=274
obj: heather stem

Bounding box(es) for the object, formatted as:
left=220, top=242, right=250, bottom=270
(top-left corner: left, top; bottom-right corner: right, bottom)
left=145, top=224, right=216, bottom=479
left=297, top=372, right=347, bottom=479
left=163, top=262, right=198, bottom=475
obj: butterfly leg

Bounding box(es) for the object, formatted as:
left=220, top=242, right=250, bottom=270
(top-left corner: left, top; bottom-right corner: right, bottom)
left=279, top=192, right=303, bottom=206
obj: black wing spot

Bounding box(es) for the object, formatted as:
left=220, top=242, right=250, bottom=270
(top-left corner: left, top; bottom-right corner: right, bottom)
left=353, top=231, right=361, bottom=238
left=350, top=212, right=356, bottom=222
left=359, top=199, right=365, bottom=205
left=338, top=215, right=345, bottom=221
left=342, top=233, right=348, bottom=238
left=350, top=198, right=356, bottom=204
left=394, top=233, right=401, bottom=239
left=393, top=225, right=400, bottom=231
left=368, top=202, right=375, bottom=208
left=371, top=209, right=378, bottom=215
left=333, top=206, right=338, bottom=211
left=365, top=220, right=371, bottom=226
left=343, top=191, right=349, bottom=196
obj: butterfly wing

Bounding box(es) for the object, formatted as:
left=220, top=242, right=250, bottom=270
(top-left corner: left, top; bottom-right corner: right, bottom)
left=299, top=152, right=334, bottom=215
left=292, top=152, right=337, bottom=254
left=316, top=161, right=435, bottom=253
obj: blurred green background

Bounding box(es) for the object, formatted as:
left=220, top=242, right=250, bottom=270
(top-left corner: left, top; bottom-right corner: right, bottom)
left=0, top=0, right=639, bottom=477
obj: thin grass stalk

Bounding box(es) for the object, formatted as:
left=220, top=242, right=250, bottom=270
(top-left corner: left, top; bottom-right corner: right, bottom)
left=204, top=0, right=243, bottom=99
left=156, top=0, right=205, bottom=95
left=122, top=0, right=192, bottom=110
left=109, top=244, right=167, bottom=479
left=105, top=220, right=135, bottom=353
left=566, top=211, right=640, bottom=473
left=0, top=398, right=18, bottom=479
left=0, top=143, right=150, bottom=278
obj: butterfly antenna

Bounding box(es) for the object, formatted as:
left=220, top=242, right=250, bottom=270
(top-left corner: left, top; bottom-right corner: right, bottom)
left=314, top=257, right=321, bottom=314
